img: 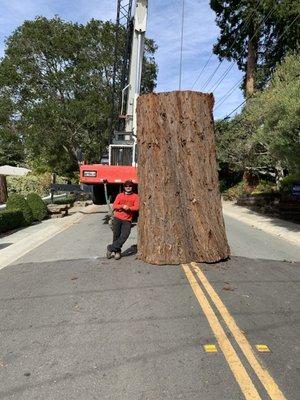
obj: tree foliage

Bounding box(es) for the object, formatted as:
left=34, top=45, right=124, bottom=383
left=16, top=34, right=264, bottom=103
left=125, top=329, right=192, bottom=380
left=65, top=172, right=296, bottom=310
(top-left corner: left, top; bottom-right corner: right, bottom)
left=246, top=53, right=300, bottom=173
left=0, top=96, right=24, bottom=166
left=0, top=17, right=157, bottom=174
left=215, top=54, right=300, bottom=179
left=210, top=0, right=300, bottom=90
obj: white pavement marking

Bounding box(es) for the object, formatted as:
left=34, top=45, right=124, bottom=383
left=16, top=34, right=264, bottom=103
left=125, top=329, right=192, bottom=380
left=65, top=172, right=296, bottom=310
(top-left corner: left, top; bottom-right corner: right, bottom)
left=0, top=206, right=97, bottom=270
left=222, top=201, right=300, bottom=247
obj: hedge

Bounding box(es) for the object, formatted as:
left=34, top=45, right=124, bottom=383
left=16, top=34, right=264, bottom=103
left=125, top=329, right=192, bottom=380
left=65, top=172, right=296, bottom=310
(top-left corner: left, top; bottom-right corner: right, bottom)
left=6, top=194, right=33, bottom=226
left=280, top=173, right=300, bottom=194
left=27, top=193, right=48, bottom=222
left=0, top=210, right=25, bottom=233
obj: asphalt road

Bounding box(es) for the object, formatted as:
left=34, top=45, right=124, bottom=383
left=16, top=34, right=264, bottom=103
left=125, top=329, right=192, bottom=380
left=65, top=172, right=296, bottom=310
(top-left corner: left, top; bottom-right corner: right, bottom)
left=0, top=209, right=299, bottom=399
left=224, top=215, right=300, bottom=262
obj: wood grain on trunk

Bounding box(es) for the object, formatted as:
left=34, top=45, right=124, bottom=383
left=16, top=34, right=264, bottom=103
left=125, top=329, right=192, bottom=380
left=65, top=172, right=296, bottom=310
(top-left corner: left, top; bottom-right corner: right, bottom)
left=137, top=91, right=230, bottom=265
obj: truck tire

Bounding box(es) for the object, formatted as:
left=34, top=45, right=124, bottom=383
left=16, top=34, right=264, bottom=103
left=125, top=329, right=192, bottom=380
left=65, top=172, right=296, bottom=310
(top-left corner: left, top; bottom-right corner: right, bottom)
left=92, top=185, right=105, bottom=205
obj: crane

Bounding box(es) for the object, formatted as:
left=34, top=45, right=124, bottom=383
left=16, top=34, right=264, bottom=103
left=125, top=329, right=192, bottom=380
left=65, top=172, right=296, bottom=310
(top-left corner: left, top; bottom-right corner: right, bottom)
left=80, top=0, right=148, bottom=205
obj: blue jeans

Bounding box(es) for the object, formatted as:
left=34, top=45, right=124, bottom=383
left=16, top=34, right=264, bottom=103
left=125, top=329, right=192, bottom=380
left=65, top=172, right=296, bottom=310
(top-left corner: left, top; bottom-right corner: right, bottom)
left=108, top=217, right=132, bottom=253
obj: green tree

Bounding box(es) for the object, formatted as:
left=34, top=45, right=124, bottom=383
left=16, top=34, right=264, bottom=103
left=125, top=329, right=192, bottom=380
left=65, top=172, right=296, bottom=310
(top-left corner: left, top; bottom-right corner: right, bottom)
left=210, top=0, right=300, bottom=95
left=215, top=117, right=259, bottom=173
left=0, top=17, right=157, bottom=175
left=0, top=96, right=24, bottom=166
left=216, top=54, right=300, bottom=183
left=245, top=53, right=300, bottom=178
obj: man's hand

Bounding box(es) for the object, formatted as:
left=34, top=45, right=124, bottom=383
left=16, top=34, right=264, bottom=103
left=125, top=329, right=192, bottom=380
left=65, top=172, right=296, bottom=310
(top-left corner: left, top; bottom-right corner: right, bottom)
left=123, top=205, right=129, bottom=211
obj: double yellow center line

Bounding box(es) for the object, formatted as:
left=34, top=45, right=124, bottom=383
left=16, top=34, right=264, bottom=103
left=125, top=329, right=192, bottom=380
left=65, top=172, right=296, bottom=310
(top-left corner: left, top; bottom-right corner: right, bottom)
left=182, top=262, right=286, bottom=400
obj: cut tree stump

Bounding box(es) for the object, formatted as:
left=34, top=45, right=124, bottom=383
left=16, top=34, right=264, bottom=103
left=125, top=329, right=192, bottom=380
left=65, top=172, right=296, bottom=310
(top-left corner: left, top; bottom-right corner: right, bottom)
left=137, top=91, right=230, bottom=265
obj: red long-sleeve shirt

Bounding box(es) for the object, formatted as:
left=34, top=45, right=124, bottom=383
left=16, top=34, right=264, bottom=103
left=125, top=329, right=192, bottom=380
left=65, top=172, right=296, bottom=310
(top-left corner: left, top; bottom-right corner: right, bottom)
left=113, top=192, right=139, bottom=221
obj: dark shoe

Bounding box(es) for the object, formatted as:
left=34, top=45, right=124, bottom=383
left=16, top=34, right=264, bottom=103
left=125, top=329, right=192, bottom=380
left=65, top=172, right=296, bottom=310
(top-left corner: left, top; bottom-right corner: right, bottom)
left=114, top=252, right=121, bottom=260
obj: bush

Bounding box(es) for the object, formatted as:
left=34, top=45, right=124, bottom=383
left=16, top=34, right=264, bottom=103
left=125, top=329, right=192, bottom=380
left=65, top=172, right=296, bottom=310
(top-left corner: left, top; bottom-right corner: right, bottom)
left=251, top=180, right=277, bottom=195
left=7, top=173, right=70, bottom=197
left=280, top=173, right=300, bottom=194
left=7, top=173, right=52, bottom=197
left=26, top=193, right=48, bottom=222
left=0, top=210, right=25, bottom=233
left=6, top=194, right=33, bottom=226
left=222, top=181, right=245, bottom=201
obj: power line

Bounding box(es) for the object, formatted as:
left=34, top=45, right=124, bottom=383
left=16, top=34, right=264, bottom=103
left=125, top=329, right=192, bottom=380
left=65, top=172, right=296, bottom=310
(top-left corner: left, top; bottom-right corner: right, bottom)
left=179, top=0, right=185, bottom=90
left=210, top=62, right=235, bottom=93
left=201, top=61, right=222, bottom=91
left=223, top=98, right=248, bottom=120
left=191, top=53, right=213, bottom=89
left=214, top=78, right=243, bottom=111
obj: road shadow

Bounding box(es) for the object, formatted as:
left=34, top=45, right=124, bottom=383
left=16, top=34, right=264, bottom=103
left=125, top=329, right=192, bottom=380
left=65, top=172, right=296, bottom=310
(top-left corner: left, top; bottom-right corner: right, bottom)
left=0, top=243, right=12, bottom=250
left=122, top=244, right=137, bottom=257
left=75, top=210, right=108, bottom=215
left=229, top=202, right=300, bottom=233
left=0, top=226, right=28, bottom=239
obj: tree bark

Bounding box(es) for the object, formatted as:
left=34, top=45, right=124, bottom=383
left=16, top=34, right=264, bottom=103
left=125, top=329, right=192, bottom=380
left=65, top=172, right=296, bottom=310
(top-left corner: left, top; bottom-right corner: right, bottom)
left=246, top=40, right=257, bottom=96
left=137, top=91, right=230, bottom=265
left=0, top=175, right=8, bottom=204
left=242, top=169, right=259, bottom=193
left=275, top=161, right=284, bottom=189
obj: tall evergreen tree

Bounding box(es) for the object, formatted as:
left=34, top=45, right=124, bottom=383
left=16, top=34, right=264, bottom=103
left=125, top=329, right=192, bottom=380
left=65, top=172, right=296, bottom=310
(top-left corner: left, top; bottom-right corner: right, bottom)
left=210, top=0, right=300, bottom=95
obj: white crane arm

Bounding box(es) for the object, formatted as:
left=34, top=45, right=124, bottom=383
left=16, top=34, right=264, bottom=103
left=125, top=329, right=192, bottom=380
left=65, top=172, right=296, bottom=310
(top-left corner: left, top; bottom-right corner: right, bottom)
left=125, top=0, right=148, bottom=136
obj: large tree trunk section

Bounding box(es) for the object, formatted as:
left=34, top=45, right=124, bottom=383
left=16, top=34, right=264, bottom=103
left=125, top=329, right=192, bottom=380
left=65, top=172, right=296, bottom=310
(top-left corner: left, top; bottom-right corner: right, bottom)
left=137, top=91, right=230, bottom=265
left=0, top=175, right=8, bottom=204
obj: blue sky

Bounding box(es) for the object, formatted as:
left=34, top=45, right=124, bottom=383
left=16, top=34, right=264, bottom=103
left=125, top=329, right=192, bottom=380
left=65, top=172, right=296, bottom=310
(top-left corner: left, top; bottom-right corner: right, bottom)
left=0, top=0, right=244, bottom=119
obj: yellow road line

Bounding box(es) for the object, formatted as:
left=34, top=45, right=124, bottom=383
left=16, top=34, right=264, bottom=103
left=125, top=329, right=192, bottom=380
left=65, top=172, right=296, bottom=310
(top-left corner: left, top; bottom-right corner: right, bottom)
left=191, top=262, right=286, bottom=400
left=182, top=264, right=262, bottom=400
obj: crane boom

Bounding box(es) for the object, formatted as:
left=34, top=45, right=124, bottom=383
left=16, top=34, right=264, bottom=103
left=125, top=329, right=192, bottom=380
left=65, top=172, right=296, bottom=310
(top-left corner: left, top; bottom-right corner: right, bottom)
left=125, top=0, right=148, bottom=135
left=80, top=0, right=148, bottom=204
left=111, top=0, right=148, bottom=166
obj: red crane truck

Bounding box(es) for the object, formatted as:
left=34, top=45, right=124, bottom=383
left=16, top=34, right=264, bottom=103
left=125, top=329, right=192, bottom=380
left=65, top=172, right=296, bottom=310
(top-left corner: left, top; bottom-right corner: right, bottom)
left=80, top=0, right=148, bottom=205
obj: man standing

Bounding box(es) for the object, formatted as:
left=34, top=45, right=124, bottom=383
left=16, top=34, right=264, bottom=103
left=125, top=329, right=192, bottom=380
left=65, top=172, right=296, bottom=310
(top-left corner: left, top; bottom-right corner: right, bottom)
left=107, top=180, right=139, bottom=260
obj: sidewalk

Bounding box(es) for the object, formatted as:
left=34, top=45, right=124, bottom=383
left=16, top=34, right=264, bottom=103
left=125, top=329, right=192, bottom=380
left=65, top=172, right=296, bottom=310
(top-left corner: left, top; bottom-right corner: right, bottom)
left=222, top=200, right=300, bottom=246
left=0, top=204, right=98, bottom=270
